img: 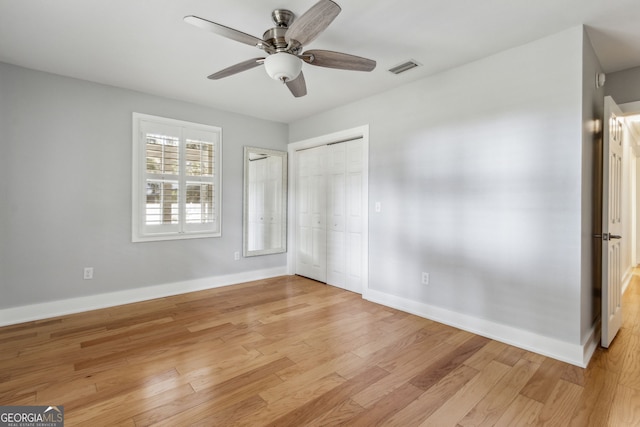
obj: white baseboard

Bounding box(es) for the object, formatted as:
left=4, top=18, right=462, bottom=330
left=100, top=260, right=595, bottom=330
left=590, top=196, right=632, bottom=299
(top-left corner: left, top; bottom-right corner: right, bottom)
left=0, top=267, right=288, bottom=327
left=582, top=318, right=600, bottom=367
left=363, top=288, right=592, bottom=367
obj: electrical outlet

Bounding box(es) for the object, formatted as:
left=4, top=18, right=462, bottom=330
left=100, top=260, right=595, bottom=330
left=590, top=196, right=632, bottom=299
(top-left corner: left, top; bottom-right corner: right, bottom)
left=421, top=272, right=429, bottom=285
left=84, top=267, right=94, bottom=280
left=234, top=251, right=240, bottom=261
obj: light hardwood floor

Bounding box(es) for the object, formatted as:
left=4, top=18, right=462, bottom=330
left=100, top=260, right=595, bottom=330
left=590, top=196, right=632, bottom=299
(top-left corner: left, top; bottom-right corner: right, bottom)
left=1, top=274, right=639, bottom=426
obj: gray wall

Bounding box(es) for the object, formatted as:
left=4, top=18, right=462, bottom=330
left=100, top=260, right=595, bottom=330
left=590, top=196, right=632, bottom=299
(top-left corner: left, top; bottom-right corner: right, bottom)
left=0, top=62, right=288, bottom=309
left=289, top=27, right=588, bottom=345
left=606, top=65, right=640, bottom=104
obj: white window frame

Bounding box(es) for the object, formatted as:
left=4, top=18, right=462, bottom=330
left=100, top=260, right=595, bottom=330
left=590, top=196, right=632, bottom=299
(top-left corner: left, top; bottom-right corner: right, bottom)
left=132, top=113, right=222, bottom=242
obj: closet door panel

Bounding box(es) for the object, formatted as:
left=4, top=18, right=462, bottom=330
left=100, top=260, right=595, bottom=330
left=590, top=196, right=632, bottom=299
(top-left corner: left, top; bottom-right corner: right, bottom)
left=327, top=143, right=347, bottom=287
left=345, top=139, right=364, bottom=292
left=295, top=146, right=327, bottom=282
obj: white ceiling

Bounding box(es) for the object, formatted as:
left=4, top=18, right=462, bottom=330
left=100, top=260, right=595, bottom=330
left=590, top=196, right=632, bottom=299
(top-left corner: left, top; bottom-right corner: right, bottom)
left=1, top=0, right=640, bottom=123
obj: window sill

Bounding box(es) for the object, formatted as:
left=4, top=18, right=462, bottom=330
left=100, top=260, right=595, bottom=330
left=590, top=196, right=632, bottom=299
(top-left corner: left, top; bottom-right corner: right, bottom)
left=132, top=231, right=221, bottom=243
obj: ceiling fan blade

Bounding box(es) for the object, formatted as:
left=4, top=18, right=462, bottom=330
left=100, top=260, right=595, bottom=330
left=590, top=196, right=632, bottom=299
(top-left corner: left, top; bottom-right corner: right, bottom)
left=302, top=50, right=376, bottom=72
left=207, top=58, right=265, bottom=80
left=184, top=15, right=266, bottom=48
left=286, top=72, right=307, bottom=97
left=285, top=0, right=341, bottom=47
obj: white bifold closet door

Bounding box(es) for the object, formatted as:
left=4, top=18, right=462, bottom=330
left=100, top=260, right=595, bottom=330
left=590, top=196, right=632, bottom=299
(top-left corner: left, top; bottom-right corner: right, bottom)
left=296, top=139, right=364, bottom=293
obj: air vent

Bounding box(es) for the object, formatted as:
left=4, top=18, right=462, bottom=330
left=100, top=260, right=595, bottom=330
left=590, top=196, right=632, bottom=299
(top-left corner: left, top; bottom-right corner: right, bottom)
left=388, top=60, right=421, bottom=75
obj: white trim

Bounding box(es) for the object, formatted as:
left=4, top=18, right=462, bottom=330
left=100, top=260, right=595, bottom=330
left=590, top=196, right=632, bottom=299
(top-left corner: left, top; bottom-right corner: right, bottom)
left=0, top=267, right=287, bottom=327
left=287, top=125, right=370, bottom=292
left=363, top=288, right=593, bottom=367
left=582, top=319, right=600, bottom=368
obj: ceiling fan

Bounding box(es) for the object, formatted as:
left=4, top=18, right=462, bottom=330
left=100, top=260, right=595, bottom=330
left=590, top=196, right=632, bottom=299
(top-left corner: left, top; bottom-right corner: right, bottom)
left=184, top=0, right=376, bottom=97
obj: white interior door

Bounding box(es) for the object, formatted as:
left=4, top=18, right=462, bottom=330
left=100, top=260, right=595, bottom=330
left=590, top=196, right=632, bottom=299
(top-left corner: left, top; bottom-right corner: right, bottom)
left=344, top=140, right=364, bottom=293
left=327, top=143, right=347, bottom=287
left=602, top=96, right=624, bottom=348
left=295, top=146, right=327, bottom=282
left=327, top=139, right=364, bottom=293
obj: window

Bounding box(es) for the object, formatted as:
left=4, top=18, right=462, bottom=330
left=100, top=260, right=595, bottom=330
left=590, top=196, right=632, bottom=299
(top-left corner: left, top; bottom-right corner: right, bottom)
left=132, top=113, right=222, bottom=242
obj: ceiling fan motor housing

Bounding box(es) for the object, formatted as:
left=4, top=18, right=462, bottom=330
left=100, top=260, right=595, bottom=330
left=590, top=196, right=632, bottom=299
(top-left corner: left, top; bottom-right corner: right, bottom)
left=262, top=27, right=302, bottom=55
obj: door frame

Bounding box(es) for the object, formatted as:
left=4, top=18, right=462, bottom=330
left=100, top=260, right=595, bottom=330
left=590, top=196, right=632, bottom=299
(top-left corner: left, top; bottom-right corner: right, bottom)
left=287, top=125, right=370, bottom=295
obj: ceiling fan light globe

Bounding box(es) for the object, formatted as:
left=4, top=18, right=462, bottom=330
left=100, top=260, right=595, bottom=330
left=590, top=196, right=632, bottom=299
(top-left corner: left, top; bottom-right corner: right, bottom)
left=264, top=52, right=302, bottom=82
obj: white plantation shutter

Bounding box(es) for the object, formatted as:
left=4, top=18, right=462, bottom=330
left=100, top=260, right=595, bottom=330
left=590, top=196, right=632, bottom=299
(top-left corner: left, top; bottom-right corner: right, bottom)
left=132, top=113, right=222, bottom=242
left=184, top=128, right=218, bottom=233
